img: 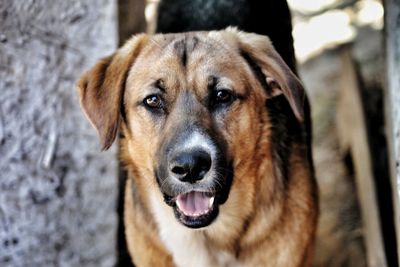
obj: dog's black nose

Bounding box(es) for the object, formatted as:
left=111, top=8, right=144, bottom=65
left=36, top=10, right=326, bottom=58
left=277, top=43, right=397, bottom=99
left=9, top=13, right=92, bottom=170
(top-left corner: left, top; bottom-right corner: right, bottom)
left=169, top=150, right=212, bottom=183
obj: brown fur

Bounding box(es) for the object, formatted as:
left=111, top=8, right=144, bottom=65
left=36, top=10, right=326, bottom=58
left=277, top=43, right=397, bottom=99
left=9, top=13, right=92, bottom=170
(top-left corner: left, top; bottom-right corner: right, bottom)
left=77, top=28, right=318, bottom=267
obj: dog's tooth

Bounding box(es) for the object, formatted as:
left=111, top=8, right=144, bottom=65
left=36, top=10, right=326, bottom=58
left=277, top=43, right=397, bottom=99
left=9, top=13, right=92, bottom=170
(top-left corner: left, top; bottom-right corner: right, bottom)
left=209, top=196, right=215, bottom=208
left=176, top=199, right=182, bottom=210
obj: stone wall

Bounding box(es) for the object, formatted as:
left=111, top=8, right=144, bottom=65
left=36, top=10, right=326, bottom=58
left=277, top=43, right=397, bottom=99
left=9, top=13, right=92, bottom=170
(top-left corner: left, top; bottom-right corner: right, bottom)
left=0, top=1, right=119, bottom=266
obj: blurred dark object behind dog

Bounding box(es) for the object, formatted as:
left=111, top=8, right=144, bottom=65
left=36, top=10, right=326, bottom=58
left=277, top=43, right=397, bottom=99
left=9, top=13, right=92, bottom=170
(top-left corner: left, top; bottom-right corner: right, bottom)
left=156, top=0, right=297, bottom=73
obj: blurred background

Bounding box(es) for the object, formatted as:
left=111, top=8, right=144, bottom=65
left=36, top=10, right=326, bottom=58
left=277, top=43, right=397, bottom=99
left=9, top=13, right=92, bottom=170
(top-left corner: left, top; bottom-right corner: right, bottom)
left=0, top=0, right=399, bottom=266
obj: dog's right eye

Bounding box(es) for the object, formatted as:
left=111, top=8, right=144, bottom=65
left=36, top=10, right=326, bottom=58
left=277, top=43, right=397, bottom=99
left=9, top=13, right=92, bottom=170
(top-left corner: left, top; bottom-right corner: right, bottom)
left=209, top=89, right=237, bottom=110
left=143, top=95, right=164, bottom=109
left=215, top=90, right=234, bottom=104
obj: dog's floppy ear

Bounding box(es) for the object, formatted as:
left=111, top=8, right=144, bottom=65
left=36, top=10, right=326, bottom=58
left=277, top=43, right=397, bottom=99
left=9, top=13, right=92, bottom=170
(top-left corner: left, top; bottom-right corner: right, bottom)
left=77, top=34, right=148, bottom=150
left=229, top=29, right=305, bottom=122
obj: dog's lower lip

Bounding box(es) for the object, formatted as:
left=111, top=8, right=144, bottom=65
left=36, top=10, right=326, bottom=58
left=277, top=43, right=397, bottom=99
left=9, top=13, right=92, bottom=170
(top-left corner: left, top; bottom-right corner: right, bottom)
left=175, top=191, right=215, bottom=217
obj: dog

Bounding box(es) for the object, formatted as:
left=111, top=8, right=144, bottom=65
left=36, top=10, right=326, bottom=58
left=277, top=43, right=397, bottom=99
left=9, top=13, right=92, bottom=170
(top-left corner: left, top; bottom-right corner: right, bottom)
left=77, top=28, right=318, bottom=266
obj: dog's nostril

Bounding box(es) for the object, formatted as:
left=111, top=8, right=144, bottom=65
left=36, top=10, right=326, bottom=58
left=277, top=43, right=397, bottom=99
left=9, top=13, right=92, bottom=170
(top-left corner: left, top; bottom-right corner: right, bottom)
left=170, top=150, right=212, bottom=183
left=171, top=165, right=188, bottom=176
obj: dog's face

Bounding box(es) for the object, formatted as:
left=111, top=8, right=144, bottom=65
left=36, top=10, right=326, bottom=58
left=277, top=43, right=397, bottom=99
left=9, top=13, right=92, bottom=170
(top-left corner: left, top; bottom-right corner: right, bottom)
left=77, top=29, right=305, bottom=229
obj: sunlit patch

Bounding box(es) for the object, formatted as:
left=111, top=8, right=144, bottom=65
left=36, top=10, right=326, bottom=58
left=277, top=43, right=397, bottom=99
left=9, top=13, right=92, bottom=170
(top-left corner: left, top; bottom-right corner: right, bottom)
left=356, top=0, right=384, bottom=29
left=287, top=0, right=336, bottom=13
left=293, top=10, right=355, bottom=62
left=288, top=0, right=383, bottom=62
left=145, top=1, right=157, bottom=22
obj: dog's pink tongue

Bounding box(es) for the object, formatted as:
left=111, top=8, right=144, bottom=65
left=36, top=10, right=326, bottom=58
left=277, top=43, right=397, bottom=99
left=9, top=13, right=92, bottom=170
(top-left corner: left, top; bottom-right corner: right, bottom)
left=176, top=191, right=212, bottom=217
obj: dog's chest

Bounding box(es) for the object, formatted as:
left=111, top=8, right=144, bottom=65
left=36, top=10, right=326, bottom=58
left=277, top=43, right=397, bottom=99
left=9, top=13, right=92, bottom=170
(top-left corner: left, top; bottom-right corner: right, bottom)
left=149, top=193, right=243, bottom=267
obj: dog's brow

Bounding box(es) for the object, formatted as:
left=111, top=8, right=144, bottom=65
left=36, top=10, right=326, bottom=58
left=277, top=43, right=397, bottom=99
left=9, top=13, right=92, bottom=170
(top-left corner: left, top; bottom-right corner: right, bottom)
left=187, top=36, right=199, bottom=51
left=173, top=38, right=188, bottom=67
left=207, top=75, right=219, bottom=90
left=155, top=79, right=166, bottom=92
left=172, top=35, right=200, bottom=67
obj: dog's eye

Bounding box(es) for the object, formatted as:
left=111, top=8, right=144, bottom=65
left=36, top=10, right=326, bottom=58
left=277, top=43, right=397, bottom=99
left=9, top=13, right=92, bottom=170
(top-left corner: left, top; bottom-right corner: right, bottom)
left=143, top=95, right=164, bottom=109
left=214, top=89, right=235, bottom=104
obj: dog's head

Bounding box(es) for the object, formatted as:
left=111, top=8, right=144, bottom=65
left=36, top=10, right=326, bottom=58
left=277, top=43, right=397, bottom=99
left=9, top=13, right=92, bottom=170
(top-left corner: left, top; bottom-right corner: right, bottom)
left=77, top=28, right=305, bottom=229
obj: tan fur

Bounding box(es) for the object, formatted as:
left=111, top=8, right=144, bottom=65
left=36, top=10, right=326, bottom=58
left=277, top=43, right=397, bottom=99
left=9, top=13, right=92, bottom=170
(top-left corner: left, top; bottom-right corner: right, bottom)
left=77, top=28, right=318, bottom=267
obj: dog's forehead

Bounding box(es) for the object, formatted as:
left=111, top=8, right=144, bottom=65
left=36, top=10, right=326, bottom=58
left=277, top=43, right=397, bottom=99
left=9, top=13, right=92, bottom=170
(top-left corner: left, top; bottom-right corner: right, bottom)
left=152, top=31, right=232, bottom=53
left=142, top=33, right=239, bottom=69
left=126, top=32, right=247, bottom=96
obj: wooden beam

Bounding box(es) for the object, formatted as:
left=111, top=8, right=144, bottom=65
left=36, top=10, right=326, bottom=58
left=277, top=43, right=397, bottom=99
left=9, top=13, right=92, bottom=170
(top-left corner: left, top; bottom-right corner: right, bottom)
left=336, top=47, right=387, bottom=267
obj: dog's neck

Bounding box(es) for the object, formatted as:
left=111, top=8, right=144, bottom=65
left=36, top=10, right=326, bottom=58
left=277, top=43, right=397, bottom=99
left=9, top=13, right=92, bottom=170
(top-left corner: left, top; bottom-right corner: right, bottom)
left=124, top=152, right=314, bottom=267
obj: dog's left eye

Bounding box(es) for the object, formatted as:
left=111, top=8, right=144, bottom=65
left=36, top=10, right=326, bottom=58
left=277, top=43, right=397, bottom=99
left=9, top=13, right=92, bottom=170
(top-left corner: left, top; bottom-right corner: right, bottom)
left=213, top=89, right=235, bottom=105
left=143, top=95, right=164, bottom=109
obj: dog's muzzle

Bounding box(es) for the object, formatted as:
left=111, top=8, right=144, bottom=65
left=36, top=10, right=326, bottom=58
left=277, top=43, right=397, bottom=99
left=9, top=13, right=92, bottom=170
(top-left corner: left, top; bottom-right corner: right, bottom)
left=156, top=130, right=232, bottom=228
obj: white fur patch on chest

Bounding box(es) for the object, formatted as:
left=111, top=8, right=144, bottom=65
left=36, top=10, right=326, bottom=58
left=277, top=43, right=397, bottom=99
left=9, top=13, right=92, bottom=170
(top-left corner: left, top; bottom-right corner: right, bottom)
left=149, top=192, right=243, bottom=267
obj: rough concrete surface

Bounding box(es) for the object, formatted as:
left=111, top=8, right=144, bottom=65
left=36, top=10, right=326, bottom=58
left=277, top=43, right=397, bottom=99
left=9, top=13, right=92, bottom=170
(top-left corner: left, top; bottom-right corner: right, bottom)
left=385, top=0, right=400, bottom=261
left=0, top=1, right=119, bottom=266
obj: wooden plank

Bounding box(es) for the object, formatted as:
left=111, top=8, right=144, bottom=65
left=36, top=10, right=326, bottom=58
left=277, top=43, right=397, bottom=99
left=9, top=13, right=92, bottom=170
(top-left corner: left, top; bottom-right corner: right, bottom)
left=118, top=0, right=146, bottom=44
left=385, top=0, right=400, bottom=263
left=336, top=47, right=387, bottom=267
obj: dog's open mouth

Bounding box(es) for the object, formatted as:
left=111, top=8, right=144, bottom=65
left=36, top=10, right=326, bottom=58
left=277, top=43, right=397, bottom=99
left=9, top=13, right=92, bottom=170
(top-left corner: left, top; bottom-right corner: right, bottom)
left=176, top=191, right=215, bottom=217
left=173, top=191, right=219, bottom=228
